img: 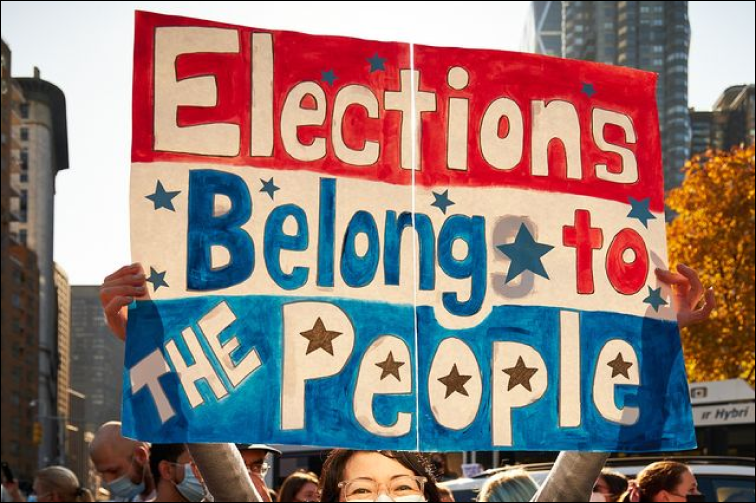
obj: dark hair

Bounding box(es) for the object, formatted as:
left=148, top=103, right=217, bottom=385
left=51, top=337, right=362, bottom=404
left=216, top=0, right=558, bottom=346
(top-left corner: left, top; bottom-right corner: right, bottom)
left=599, top=469, right=629, bottom=502
left=149, top=443, right=187, bottom=483
left=319, top=450, right=440, bottom=503
left=620, top=461, right=689, bottom=502
left=277, top=470, right=319, bottom=502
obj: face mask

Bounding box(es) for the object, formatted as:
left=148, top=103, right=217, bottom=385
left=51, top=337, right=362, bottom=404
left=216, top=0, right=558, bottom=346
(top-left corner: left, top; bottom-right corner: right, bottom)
left=106, top=472, right=145, bottom=500
left=366, top=495, right=426, bottom=503
left=590, top=492, right=607, bottom=502
left=686, top=495, right=707, bottom=503
left=174, top=464, right=206, bottom=502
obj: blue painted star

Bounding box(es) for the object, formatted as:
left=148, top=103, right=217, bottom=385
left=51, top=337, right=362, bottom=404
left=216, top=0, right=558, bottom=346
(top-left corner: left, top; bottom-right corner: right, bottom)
left=146, top=267, right=169, bottom=291
left=627, top=197, right=657, bottom=228
left=260, top=177, right=280, bottom=200
left=496, top=224, right=555, bottom=283
left=321, top=69, right=338, bottom=86
left=367, top=53, right=386, bottom=72
left=146, top=181, right=181, bottom=211
left=431, top=190, right=455, bottom=215
left=581, top=82, right=596, bottom=97
left=643, top=286, right=668, bottom=312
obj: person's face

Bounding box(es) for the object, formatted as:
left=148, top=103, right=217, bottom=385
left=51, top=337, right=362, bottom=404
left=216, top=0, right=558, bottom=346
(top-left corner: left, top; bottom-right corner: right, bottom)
left=295, top=481, right=319, bottom=502
left=339, top=452, right=426, bottom=502
left=163, top=450, right=193, bottom=486
left=657, top=470, right=700, bottom=502
left=241, top=450, right=271, bottom=502
left=92, top=445, right=146, bottom=485
left=594, top=476, right=613, bottom=497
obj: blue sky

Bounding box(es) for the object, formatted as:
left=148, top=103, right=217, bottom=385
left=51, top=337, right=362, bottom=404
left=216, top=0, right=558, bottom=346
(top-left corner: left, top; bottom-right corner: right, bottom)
left=1, top=1, right=754, bottom=285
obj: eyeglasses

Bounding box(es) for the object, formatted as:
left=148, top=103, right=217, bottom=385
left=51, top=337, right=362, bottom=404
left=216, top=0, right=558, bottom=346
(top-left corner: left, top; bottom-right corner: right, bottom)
left=338, top=475, right=427, bottom=502
left=247, top=462, right=270, bottom=478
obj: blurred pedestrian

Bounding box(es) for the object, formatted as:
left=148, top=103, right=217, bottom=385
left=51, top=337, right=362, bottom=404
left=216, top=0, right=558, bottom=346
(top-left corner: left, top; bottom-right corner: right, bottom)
left=620, top=461, right=704, bottom=502
left=593, top=469, right=629, bottom=502
left=32, top=467, right=93, bottom=502
left=277, top=470, right=319, bottom=502
left=477, top=469, right=538, bottom=502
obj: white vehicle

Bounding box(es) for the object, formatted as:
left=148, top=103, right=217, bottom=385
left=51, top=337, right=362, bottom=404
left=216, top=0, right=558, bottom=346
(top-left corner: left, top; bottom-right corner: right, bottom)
left=439, top=456, right=755, bottom=502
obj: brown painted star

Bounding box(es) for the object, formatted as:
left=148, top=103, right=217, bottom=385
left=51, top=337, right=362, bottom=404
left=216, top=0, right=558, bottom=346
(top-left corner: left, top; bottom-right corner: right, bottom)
left=300, top=318, right=342, bottom=355
left=607, top=352, right=633, bottom=379
left=503, top=356, right=539, bottom=392
left=438, top=364, right=472, bottom=399
left=375, top=351, right=405, bottom=381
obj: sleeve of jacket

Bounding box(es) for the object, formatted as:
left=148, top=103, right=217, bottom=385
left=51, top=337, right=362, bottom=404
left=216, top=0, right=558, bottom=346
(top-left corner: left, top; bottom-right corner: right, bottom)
left=187, top=443, right=263, bottom=502
left=531, top=451, right=608, bottom=502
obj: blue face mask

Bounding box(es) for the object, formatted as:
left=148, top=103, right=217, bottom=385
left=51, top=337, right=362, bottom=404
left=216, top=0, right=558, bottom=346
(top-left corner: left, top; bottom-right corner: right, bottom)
left=174, top=463, right=206, bottom=502
left=106, top=472, right=145, bottom=501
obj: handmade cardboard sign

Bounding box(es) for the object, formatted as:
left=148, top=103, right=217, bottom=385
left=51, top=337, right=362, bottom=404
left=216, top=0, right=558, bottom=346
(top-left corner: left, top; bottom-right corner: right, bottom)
left=123, top=11, right=696, bottom=451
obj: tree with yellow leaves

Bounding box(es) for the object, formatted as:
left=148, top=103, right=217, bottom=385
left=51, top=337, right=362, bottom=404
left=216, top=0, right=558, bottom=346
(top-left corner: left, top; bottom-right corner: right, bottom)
left=667, top=145, right=755, bottom=386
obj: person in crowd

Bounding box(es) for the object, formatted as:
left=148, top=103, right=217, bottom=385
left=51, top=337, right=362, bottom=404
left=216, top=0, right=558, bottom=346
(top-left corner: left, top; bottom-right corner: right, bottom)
left=477, top=469, right=538, bottom=502
left=277, top=470, right=319, bottom=502
left=437, top=484, right=456, bottom=502
left=236, top=444, right=281, bottom=502
left=593, top=469, right=629, bottom=502
left=89, top=421, right=156, bottom=502
left=150, top=443, right=208, bottom=502
left=32, top=467, right=93, bottom=502
left=621, top=461, right=704, bottom=502
left=318, top=450, right=440, bottom=502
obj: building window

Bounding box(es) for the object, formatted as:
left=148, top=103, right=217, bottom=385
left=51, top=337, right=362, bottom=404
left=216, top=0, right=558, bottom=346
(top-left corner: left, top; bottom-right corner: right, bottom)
left=19, top=103, right=29, bottom=119
left=19, top=229, right=28, bottom=246
left=20, top=127, right=29, bottom=141
left=12, top=293, right=21, bottom=309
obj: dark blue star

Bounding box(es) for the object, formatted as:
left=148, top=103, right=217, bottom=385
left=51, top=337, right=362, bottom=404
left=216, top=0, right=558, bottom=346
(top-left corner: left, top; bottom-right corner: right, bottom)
left=627, top=197, right=656, bottom=228
left=367, top=53, right=386, bottom=72
left=145, top=181, right=181, bottom=211
left=431, top=190, right=455, bottom=215
left=643, top=286, right=668, bottom=312
left=496, top=224, right=555, bottom=283
left=260, top=177, right=280, bottom=200
left=581, top=82, right=596, bottom=97
left=146, top=267, right=169, bottom=291
left=321, top=69, right=338, bottom=86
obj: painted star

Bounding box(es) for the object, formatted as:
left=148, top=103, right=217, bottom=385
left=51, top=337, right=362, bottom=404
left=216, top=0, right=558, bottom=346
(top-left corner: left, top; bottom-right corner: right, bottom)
left=438, top=364, right=472, bottom=399
left=607, top=352, right=634, bottom=379
left=146, top=181, right=181, bottom=211
left=376, top=351, right=405, bottom=381
left=496, top=224, right=554, bottom=283
left=627, top=197, right=656, bottom=228
left=431, top=190, right=455, bottom=215
left=146, top=267, right=169, bottom=291
left=321, top=69, right=338, bottom=87
left=581, top=82, right=596, bottom=97
left=300, top=318, right=342, bottom=356
left=367, top=53, right=386, bottom=72
left=260, top=178, right=280, bottom=200
left=643, top=286, right=668, bottom=312
left=503, top=356, right=539, bottom=392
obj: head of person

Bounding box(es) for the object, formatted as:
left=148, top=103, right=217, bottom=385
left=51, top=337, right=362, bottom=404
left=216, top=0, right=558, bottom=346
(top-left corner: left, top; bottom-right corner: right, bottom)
left=622, top=462, right=703, bottom=502
left=477, top=469, right=538, bottom=503
left=437, top=484, right=456, bottom=502
left=429, top=454, right=447, bottom=478
left=33, top=466, right=93, bottom=502
left=150, top=443, right=207, bottom=502
left=89, top=421, right=152, bottom=501
left=236, top=444, right=281, bottom=502
left=319, top=450, right=441, bottom=503
left=593, top=469, right=629, bottom=502
left=277, top=470, right=320, bottom=502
